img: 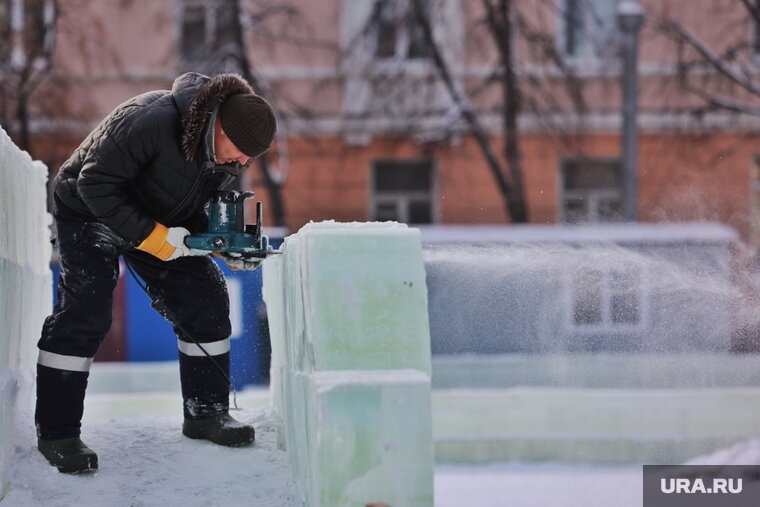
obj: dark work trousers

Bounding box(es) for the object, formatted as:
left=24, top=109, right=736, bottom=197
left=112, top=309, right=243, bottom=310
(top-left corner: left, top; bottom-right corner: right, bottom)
left=36, top=197, right=232, bottom=440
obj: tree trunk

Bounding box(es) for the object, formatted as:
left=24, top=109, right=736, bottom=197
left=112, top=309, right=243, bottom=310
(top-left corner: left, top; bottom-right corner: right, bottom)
left=226, top=0, right=287, bottom=227
left=412, top=0, right=528, bottom=223
left=487, top=0, right=528, bottom=222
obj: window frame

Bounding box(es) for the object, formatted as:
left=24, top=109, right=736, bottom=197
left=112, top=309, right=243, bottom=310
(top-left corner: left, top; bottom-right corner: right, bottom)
left=563, top=260, right=650, bottom=334
left=558, top=156, right=624, bottom=224
left=177, top=0, right=230, bottom=68
left=369, top=158, right=438, bottom=224
left=0, top=0, right=55, bottom=68
left=372, top=0, right=432, bottom=63
left=557, top=0, right=620, bottom=68
left=340, top=0, right=462, bottom=123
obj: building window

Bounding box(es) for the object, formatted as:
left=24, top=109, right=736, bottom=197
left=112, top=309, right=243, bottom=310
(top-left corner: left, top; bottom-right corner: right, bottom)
left=560, top=0, right=619, bottom=64
left=569, top=263, right=646, bottom=331
left=373, top=0, right=431, bottom=61
left=561, top=158, right=623, bottom=223
left=0, top=0, right=53, bottom=67
left=23, top=0, right=45, bottom=57
left=0, top=1, right=10, bottom=65
left=341, top=0, right=459, bottom=123
left=371, top=159, right=435, bottom=224
left=179, top=0, right=236, bottom=66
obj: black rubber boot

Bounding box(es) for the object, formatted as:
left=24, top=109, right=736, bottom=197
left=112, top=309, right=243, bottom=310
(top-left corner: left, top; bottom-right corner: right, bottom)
left=38, top=437, right=98, bottom=474
left=182, top=413, right=255, bottom=447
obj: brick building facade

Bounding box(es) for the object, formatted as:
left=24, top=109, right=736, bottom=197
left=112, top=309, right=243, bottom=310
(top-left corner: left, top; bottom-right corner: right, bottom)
left=3, top=0, right=760, bottom=242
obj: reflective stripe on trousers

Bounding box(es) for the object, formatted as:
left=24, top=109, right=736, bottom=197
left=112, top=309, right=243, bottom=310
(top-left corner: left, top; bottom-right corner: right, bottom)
left=177, top=337, right=230, bottom=357
left=37, top=350, right=94, bottom=373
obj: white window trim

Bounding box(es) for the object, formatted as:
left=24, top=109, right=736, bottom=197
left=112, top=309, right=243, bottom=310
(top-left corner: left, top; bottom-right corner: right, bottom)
left=369, top=159, right=439, bottom=224
left=4, top=0, right=55, bottom=69
left=177, top=0, right=226, bottom=66
left=371, top=0, right=432, bottom=65
left=340, top=0, right=462, bottom=127
left=557, top=0, right=620, bottom=71
left=558, top=157, right=623, bottom=223
left=562, top=261, right=650, bottom=334
left=562, top=188, right=623, bottom=223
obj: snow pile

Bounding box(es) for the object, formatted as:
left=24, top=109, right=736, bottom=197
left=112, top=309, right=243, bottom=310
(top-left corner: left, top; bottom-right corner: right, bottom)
left=3, top=392, right=300, bottom=507
left=263, top=221, right=434, bottom=506
left=0, top=126, right=52, bottom=500
left=686, top=439, right=760, bottom=465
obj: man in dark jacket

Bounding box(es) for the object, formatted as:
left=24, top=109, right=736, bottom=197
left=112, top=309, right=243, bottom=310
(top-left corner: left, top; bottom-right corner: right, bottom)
left=36, top=72, right=276, bottom=473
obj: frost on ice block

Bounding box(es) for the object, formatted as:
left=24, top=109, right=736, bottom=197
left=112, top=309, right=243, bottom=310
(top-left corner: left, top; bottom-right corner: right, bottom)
left=306, top=370, right=434, bottom=507
left=298, top=222, right=431, bottom=374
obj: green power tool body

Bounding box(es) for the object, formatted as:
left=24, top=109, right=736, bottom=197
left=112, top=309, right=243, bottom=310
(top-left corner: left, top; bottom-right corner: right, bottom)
left=185, top=190, right=278, bottom=260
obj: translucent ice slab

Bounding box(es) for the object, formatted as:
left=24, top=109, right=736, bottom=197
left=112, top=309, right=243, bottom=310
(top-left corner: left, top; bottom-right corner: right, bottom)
left=262, top=221, right=434, bottom=507
left=283, top=222, right=431, bottom=374
left=306, top=370, right=434, bottom=507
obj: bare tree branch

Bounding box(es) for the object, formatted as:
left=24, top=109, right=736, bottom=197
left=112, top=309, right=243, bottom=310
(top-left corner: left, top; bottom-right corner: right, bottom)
left=410, top=0, right=516, bottom=221
left=665, top=19, right=760, bottom=98
left=682, top=81, right=760, bottom=116
left=482, top=0, right=527, bottom=222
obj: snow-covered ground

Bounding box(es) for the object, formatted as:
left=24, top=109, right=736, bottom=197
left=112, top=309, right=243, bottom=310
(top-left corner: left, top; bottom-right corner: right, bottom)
left=6, top=416, right=299, bottom=507
left=5, top=388, right=760, bottom=506
left=3, top=389, right=645, bottom=507
left=4, top=364, right=759, bottom=506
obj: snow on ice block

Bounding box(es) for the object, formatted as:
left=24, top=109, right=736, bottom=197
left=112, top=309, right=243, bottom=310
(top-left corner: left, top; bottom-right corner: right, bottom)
left=306, top=370, right=434, bottom=507
left=298, top=222, right=431, bottom=374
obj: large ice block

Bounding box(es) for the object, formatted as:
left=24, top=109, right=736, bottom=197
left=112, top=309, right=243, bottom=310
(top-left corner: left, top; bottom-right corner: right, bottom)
left=307, top=370, right=434, bottom=507
left=300, top=222, right=431, bottom=374
left=0, top=125, right=52, bottom=499
left=262, top=221, right=434, bottom=507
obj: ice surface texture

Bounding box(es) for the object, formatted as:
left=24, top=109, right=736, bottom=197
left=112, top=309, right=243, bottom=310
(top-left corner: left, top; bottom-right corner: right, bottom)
left=0, top=126, right=52, bottom=499
left=263, top=221, right=434, bottom=507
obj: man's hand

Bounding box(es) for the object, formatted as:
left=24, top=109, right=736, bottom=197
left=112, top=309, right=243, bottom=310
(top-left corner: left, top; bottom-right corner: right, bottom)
left=215, top=252, right=262, bottom=271
left=136, top=223, right=192, bottom=261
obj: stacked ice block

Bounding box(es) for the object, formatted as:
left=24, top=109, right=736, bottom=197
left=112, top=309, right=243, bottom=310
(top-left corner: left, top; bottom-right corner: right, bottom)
left=263, top=221, right=434, bottom=507
left=0, top=126, right=52, bottom=498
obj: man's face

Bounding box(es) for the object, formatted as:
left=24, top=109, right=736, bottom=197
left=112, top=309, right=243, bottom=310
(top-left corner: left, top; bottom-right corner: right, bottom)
left=214, top=118, right=251, bottom=166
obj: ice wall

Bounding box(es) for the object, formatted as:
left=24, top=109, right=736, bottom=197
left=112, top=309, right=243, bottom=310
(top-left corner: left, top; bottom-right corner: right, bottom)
left=0, top=127, right=52, bottom=499
left=263, top=221, right=434, bottom=507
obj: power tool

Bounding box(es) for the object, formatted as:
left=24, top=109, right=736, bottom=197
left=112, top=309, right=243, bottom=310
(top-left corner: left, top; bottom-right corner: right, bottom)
left=184, top=190, right=279, bottom=260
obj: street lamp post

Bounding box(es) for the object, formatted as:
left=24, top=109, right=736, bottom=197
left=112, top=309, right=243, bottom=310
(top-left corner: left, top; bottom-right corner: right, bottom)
left=617, top=0, right=644, bottom=221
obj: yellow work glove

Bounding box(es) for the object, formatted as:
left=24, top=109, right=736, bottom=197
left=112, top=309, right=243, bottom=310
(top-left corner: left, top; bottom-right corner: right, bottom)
left=136, top=223, right=192, bottom=261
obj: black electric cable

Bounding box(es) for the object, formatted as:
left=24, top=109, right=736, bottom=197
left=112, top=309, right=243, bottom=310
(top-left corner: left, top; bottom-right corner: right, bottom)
left=123, top=258, right=241, bottom=411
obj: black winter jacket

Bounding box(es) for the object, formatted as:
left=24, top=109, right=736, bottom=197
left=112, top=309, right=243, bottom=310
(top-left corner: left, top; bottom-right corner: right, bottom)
left=53, top=72, right=255, bottom=245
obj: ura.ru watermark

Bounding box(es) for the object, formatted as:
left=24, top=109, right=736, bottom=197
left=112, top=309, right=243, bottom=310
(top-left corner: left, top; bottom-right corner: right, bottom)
left=660, top=477, right=742, bottom=494
left=644, top=465, right=760, bottom=506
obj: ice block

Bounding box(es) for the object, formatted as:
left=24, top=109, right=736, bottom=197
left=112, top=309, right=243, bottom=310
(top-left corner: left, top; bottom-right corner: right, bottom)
left=0, top=126, right=52, bottom=499
left=262, top=221, right=434, bottom=507
left=307, top=370, right=434, bottom=507
left=299, top=222, right=431, bottom=374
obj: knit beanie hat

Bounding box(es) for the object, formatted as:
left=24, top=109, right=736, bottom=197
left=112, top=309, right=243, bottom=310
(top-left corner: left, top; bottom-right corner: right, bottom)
left=219, top=93, right=277, bottom=159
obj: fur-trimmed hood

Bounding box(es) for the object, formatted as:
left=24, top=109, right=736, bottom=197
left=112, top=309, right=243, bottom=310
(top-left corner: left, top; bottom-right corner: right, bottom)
left=172, top=72, right=255, bottom=161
